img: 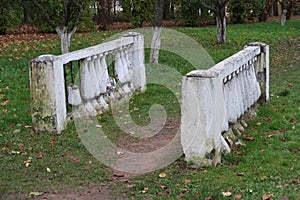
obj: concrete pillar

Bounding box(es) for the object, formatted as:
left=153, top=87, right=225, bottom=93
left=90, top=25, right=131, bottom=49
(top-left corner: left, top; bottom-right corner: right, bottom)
left=30, top=55, right=66, bottom=132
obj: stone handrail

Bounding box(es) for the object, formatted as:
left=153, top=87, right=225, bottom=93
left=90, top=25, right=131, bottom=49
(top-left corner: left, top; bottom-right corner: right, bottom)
left=181, top=42, right=269, bottom=166
left=30, top=32, right=145, bottom=132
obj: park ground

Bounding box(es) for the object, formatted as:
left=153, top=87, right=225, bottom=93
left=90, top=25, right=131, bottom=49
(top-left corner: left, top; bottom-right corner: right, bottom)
left=0, top=18, right=300, bottom=199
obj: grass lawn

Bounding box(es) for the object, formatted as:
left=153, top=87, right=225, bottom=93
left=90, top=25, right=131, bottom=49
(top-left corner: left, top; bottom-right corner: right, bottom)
left=0, top=19, right=300, bottom=199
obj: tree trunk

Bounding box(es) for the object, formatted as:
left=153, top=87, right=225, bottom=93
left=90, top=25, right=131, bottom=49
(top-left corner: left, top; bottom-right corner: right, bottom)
left=149, top=0, right=164, bottom=64
left=149, top=27, right=162, bottom=64
left=216, top=15, right=226, bottom=44
left=56, top=26, right=76, bottom=54
left=0, top=7, right=6, bottom=35
left=23, top=0, right=32, bottom=24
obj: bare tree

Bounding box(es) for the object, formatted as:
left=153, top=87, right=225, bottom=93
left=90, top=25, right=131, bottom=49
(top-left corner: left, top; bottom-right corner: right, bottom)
left=199, top=0, right=229, bottom=44
left=31, top=0, right=83, bottom=54
left=149, top=0, right=164, bottom=64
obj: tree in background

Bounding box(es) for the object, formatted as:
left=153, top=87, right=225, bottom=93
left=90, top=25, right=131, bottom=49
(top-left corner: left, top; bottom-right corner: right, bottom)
left=199, top=0, right=229, bottom=44
left=121, top=0, right=154, bottom=27
left=228, top=0, right=257, bottom=23
left=31, top=0, right=83, bottom=54
left=93, top=0, right=112, bottom=29
left=149, top=0, right=164, bottom=64
left=0, top=0, right=23, bottom=35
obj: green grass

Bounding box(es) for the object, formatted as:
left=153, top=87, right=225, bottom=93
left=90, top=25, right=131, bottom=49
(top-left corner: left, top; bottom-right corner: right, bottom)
left=0, top=19, right=300, bottom=199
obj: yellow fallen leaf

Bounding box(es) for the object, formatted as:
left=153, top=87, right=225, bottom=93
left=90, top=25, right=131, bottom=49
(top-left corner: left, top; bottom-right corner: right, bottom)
left=262, top=193, right=274, bottom=200
left=222, top=191, right=232, bottom=197
left=29, top=192, right=42, bottom=196
left=141, top=187, right=148, bottom=194
left=159, top=173, right=166, bottom=178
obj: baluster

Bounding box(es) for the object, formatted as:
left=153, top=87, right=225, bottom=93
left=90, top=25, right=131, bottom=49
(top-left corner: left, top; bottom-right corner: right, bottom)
left=80, top=58, right=97, bottom=116
left=223, top=78, right=230, bottom=130
left=114, top=49, right=125, bottom=84
left=248, top=62, right=257, bottom=105
left=93, top=55, right=101, bottom=97
left=239, top=66, right=248, bottom=112
left=67, top=84, right=81, bottom=106
left=120, top=47, right=131, bottom=94
left=99, top=53, right=110, bottom=93
left=235, top=69, right=243, bottom=118
left=244, top=63, right=252, bottom=109
left=80, top=58, right=94, bottom=101
left=226, top=74, right=235, bottom=123
left=232, top=72, right=239, bottom=122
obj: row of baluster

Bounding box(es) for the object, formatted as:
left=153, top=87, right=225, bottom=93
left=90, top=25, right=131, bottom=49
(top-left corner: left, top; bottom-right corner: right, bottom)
left=223, top=57, right=261, bottom=126
left=67, top=46, right=134, bottom=107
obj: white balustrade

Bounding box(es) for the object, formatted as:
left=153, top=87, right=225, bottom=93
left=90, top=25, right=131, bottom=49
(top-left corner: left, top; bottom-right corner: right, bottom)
left=30, top=32, right=146, bottom=132
left=181, top=42, right=269, bottom=166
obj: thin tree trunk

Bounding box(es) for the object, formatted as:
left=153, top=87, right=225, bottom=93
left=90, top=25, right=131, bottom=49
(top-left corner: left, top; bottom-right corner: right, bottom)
left=149, top=0, right=164, bottom=64
left=216, top=15, right=226, bottom=44
left=23, top=0, right=32, bottom=24
left=56, top=26, right=77, bottom=54
left=149, top=27, right=162, bottom=64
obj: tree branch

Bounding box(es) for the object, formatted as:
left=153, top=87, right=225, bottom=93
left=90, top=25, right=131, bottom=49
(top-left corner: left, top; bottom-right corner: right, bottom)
left=199, top=0, right=217, bottom=13
left=31, top=0, right=57, bottom=28
left=70, top=0, right=83, bottom=31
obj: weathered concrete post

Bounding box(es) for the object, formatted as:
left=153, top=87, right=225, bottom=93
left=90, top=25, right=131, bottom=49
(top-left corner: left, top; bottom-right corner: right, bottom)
left=247, top=42, right=269, bottom=101
left=122, top=32, right=146, bottom=92
left=30, top=55, right=66, bottom=132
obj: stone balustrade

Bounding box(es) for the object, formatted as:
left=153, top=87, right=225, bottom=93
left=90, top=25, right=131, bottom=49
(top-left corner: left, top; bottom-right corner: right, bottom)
left=30, top=32, right=145, bottom=132
left=181, top=42, right=269, bottom=166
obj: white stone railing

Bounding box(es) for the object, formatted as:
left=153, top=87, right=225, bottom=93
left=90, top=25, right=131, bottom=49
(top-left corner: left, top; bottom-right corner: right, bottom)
left=30, top=32, right=145, bottom=132
left=181, top=42, right=269, bottom=166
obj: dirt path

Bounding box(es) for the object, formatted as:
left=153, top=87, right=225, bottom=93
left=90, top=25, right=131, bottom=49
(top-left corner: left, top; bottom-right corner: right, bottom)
left=18, top=118, right=180, bottom=200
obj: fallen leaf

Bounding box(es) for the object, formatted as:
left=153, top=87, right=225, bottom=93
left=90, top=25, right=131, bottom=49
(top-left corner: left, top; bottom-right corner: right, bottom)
left=159, top=173, right=167, bottom=178
left=6, top=142, right=13, bottom=147
left=281, top=196, right=290, bottom=200
left=85, top=166, right=91, bottom=170
left=159, top=185, right=167, bottom=190
left=1, top=99, right=9, bottom=106
left=46, top=167, right=51, bottom=172
left=291, top=178, right=300, bottom=183
left=113, top=173, right=125, bottom=177
left=290, top=118, right=298, bottom=124
left=234, top=193, right=243, bottom=199
left=288, top=83, right=294, bottom=87
left=29, top=192, right=43, bottom=197
left=262, top=193, right=274, bottom=200
left=201, top=197, right=214, bottom=200
left=11, top=150, right=21, bottom=154
left=36, top=152, right=43, bottom=158
left=279, top=137, right=286, bottom=142
left=72, top=157, right=80, bottom=163
left=185, top=179, right=192, bottom=183
left=236, top=172, right=244, bottom=176
left=141, top=187, right=148, bottom=194
left=222, top=191, right=232, bottom=197
left=245, top=137, right=256, bottom=141
left=125, top=184, right=136, bottom=189
left=18, top=143, right=24, bottom=147
left=13, top=129, right=22, bottom=134
left=176, top=192, right=185, bottom=199
left=88, top=189, right=99, bottom=194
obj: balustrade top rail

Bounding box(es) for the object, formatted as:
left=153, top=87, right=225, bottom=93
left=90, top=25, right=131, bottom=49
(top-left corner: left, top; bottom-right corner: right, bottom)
left=186, top=45, right=262, bottom=78
left=33, top=37, right=134, bottom=65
